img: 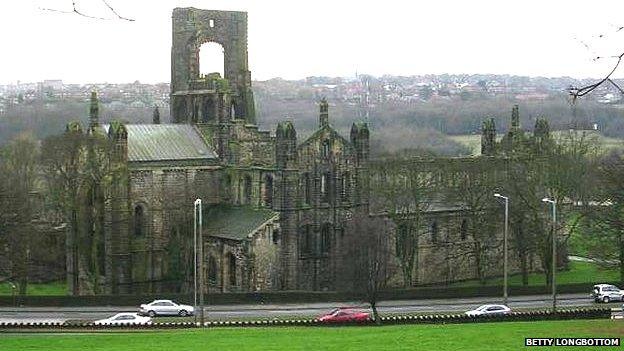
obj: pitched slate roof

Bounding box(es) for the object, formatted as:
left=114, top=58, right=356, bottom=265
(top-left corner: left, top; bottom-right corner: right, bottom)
left=103, top=124, right=218, bottom=162
left=202, top=206, right=279, bottom=241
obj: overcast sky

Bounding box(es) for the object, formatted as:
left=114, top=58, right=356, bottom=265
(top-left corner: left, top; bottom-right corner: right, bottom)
left=1, top=0, right=624, bottom=84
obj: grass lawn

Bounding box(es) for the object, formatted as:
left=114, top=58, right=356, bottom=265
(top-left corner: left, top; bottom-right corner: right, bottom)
left=448, top=131, right=624, bottom=156
left=447, top=134, right=485, bottom=155
left=451, top=261, right=620, bottom=287
left=597, top=134, right=624, bottom=152
left=1, top=261, right=616, bottom=296
left=0, top=319, right=621, bottom=351
left=0, top=281, right=66, bottom=296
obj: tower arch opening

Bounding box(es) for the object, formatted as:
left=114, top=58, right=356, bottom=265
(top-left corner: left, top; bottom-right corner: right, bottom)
left=198, top=42, right=225, bottom=78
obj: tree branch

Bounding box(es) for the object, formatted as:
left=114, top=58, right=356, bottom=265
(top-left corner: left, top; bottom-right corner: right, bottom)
left=101, top=0, right=134, bottom=21
left=569, top=50, right=624, bottom=102
left=40, top=0, right=134, bottom=22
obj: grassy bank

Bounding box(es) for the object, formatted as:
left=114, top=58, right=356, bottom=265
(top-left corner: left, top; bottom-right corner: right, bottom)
left=0, top=281, right=66, bottom=296
left=0, top=319, right=621, bottom=351
left=1, top=261, right=617, bottom=298
left=450, top=261, right=619, bottom=287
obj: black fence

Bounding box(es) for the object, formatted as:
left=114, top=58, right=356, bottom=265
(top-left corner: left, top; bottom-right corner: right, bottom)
left=0, top=281, right=616, bottom=307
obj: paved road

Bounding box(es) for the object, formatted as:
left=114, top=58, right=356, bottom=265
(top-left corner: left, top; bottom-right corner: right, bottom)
left=0, top=293, right=620, bottom=323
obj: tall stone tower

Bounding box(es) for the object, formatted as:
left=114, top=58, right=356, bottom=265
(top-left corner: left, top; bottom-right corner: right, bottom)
left=170, top=8, right=256, bottom=124
left=481, top=118, right=496, bottom=156
left=350, top=121, right=370, bottom=208
left=274, top=121, right=298, bottom=289
left=511, top=105, right=520, bottom=131
left=89, top=91, right=99, bottom=132
left=319, top=97, right=329, bottom=128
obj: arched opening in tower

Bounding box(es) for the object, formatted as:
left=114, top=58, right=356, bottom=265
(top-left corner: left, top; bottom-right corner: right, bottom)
left=198, top=42, right=225, bottom=78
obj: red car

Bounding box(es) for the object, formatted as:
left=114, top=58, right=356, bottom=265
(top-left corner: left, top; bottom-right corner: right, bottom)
left=318, top=308, right=370, bottom=323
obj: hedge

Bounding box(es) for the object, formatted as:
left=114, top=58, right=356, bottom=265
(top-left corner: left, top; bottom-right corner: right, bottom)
left=0, top=282, right=618, bottom=307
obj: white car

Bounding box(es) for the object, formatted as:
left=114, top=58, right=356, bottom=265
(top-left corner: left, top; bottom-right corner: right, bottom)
left=94, top=313, right=151, bottom=325
left=465, top=304, right=511, bottom=317
left=139, top=299, right=195, bottom=317
left=591, top=284, right=624, bottom=303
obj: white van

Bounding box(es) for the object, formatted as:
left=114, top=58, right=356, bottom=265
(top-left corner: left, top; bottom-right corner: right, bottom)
left=591, top=284, right=624, bottom=303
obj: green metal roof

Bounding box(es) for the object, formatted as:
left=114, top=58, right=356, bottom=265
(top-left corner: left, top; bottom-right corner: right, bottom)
left=104, top=124, right=218, bottom=162
left=202, top=205, right=279, bottom=241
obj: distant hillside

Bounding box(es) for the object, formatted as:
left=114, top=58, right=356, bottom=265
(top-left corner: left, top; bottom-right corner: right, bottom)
left=3, top=74, right=624, bottom=156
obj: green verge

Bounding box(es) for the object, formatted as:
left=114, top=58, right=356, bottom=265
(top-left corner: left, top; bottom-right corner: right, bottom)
left=0, top=261, right=617, bottom=298
left=450, top=261, right=619, bottom=287
left=0, top=281, right=66, bottom=296
left=0, top=319, right=621, bottom=351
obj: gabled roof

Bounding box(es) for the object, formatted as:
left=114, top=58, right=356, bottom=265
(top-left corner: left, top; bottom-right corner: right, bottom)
left=203, top=205, right=279, bottom=241
left=103, top=124, right=218, bottom=162
left=298, top=125, right=352, bottom=150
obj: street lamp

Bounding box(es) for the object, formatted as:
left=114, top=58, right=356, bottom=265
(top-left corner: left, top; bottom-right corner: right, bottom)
left=193, top=198, right=205, bottom=325
left=8, top=282, right=17, bottom=307
left=494, top=193, right=509, bottom=305
left=542, top=197, right=557, bottom=313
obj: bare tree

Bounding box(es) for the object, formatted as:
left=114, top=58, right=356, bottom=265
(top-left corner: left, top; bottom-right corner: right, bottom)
left=504, top=129, right=597, bottom=287
left=0, top=134, right=40, bottom=295
left=369, top=159, right=435, bottom=287
left=582, top=150, right=624, bottom=284
left=40, top=125, right=86, bottom=294
left=39, top=124, right=116, bottom=295
left=444, top=160, right=502, bottom=285
left=340, top=212, right=396, bottom=324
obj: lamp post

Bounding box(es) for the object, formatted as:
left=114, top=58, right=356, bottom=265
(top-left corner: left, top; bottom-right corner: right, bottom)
left=542, top=197, right=557, bottom=313
left=193, top=199, right=198, bottom=324
left=194, top=198, right=204, bottom=325
left=494, top=193, right=509, bottom=305
left=8, top=282, right=17, bottom=307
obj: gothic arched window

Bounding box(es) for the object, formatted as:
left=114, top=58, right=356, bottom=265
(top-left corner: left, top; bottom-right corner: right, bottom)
left=341, top=172, right=350, bottom=201
left=322, top=139, right=330, bottom=158
left=320, top=223, right=331, bottom=254
left=228, top=253, right=237, bottom=286
left=272, top=229, right=280, bottom=245
left=243, top=175, right=252, bottom=205
left=208, top=256, right=218, bottom=285
left=264, top=174, right=273, bottom=207
left=321, top=172, right=331, bottom=203
left=460, top=219, right=468, bottom=241
left=300, top=225, right=313, bottom=256
left=201, top=97, right=215, bottom=123
left=302, top=173, right=311, bottom=205
left=224, top=173, right=232, bottom=200
left=134, top=204, right=146, bottom=237
left=431, top=221, right=439, bottom=243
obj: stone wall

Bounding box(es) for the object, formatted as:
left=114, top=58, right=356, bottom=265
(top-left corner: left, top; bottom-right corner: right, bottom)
left=275, top=123, right=364, bottom=291
left=105, top=164, right=222, bottom=294
left=228, top=122, right=275, bottom=167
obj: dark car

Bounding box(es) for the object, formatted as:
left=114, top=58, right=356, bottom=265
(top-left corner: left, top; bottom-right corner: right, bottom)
left=318, top=308, right=370, bottom=323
